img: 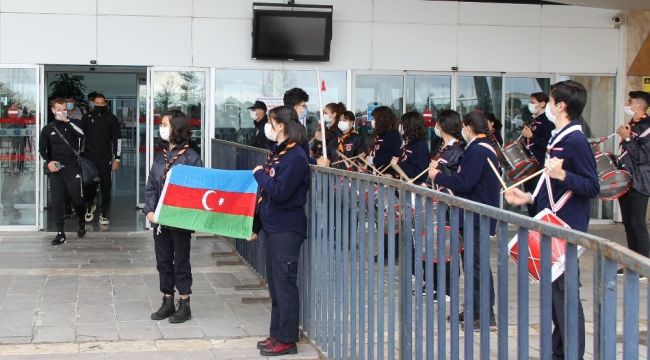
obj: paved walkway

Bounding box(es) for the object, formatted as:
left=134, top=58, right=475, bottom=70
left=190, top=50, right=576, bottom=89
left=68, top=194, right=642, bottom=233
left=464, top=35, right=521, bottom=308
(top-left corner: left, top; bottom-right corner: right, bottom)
left=0, top=232, right=320, bottom=359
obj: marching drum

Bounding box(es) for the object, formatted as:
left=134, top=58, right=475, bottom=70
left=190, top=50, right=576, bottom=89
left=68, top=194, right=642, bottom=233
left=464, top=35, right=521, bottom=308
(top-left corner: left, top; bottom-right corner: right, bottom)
left=508, top=209, right=583, bottom=282
left=595, top=152, right=631, bottom=200
left=502, top=142, right=539, bottom=182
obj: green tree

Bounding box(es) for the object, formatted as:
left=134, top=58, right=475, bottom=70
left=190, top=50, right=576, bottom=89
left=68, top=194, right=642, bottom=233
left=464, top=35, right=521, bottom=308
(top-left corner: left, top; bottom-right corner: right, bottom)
left=49, top=73, right=86, bottom=102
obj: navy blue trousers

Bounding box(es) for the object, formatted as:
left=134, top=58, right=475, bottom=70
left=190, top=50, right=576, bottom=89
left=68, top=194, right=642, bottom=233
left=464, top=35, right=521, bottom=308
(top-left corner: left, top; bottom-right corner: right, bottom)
left=153, top=225, right=192, bottom=295
left=262, top=230, right=303, bottom=343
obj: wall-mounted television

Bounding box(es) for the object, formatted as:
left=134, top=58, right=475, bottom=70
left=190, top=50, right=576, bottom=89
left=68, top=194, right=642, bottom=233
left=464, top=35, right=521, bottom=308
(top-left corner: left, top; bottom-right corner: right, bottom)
left=252, top=4, right=333, bottom=62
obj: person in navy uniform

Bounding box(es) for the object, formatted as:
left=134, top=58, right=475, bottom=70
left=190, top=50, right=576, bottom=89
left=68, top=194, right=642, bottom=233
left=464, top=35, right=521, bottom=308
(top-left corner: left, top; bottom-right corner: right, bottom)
left=485, top=112, right=503, bottom=146
left=428, top=110, right=500, bottom=330
left=145, top=110, right=203, bottom=324
left=252, top=106, right=310, bottom=356
left=391, top=111, right=430, bottom=183
left=506, top=80, right=599, bottom=360
left=283, top=87, right=316, bottom=165
left=324, top=111, right=367, bottom=171
left=248, top=100, right=270, bottom=149
left=617, top=90, right=650, bottom=264
left=311, top=102, right=346, bottom=159
left=432, top=109, right=465, bottom=181
left=521, top=92, right=554, bottom=216
left=366, top=106, right=401, bottom=176
left=39, top=98, right=87, bottom=245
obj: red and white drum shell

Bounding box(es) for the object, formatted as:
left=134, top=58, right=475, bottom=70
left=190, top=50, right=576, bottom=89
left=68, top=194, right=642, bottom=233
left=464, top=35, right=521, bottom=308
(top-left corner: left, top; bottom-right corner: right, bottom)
left=595, top=152, right=632, bottom=201
left=502, top=142, right=540, bottom=182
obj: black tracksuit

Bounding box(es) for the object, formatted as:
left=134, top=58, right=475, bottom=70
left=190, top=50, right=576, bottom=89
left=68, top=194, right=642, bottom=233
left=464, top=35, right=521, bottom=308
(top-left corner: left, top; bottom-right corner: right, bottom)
left=250, top=115, right=272, bottom=149
left=80, top=109, right=121, bottom=216
left=39, top=120, right=86, bottom=232
left=618, top=116, right=650, bottom=259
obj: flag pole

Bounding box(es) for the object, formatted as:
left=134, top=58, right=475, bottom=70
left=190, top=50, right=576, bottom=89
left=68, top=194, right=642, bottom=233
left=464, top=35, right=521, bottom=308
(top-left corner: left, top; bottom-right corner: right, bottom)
left=316, top=67, right=328, bottom=160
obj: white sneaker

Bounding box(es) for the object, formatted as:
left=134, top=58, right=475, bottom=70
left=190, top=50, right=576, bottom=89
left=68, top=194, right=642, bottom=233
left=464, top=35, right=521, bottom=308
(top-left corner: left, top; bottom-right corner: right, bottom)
left=84, top=205, right=96, bottom=223
left=99, top=214, right=109, bottom=225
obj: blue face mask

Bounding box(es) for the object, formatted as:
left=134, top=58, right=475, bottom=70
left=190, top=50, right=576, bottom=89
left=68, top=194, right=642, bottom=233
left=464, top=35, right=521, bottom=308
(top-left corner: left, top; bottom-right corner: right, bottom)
left=300, top=108, right=308, bottom=124
left=66, top=102, right=74, bottom=110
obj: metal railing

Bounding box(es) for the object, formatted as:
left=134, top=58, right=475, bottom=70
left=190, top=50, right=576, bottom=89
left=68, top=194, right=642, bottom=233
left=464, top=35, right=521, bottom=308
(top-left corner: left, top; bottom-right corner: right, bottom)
left=212, top=138, right=650, bottom=360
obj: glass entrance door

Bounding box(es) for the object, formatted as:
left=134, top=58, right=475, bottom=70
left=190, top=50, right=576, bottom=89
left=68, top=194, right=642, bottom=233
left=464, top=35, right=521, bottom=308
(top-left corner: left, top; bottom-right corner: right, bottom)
left=143, top=68, right=207, bottom=222
left=0, top=66, right=40, bottom=230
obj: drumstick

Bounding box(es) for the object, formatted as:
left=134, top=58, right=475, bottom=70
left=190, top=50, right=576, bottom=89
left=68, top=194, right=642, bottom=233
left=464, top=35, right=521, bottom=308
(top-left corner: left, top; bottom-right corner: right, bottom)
left=360, top=156, right=380, bottom=175
left=501, top=168, right=545, bottom=194
left=390, top=162, right=412, bottom=182
left=331, top=154, right=362, bottom=165
left=592, top=132, right=617, bottom=145
left=407, top=167, right=431, bottom=184
left=487, top=158, right=508, bottom=190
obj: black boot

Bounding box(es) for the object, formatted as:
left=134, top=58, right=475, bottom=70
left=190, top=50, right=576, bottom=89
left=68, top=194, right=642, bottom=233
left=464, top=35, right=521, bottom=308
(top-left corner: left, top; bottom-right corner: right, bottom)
left=51, top=232, right=66, bottom=245
left=77, top=221, right=86, bottom=238
left=151, top=295, right=175, bottom=320
left=169, top=297, right=192, bottom=323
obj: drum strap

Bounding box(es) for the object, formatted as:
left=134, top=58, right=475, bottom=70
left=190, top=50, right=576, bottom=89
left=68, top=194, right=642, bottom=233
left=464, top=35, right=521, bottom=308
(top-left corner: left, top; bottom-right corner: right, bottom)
left=619, top=126, right=650, bottom=160
left=477, top=142, right=498, bottom=159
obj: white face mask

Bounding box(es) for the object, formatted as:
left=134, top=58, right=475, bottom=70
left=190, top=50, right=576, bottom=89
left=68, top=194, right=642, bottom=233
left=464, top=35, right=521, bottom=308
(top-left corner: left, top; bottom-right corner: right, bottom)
left=624, top=105, right=635, bottom=117
left=527, top=102, right=538, bottom=114
left=434, top=125, right=442, bottom=138
left=545, top=103, right=557, bottom=124
left=399, top=125, right=404, bottom=136
left=159, top=126, right=170, bottom=141
left=323, top=113, right=332, bottom=124
left=249, top=110, right=258, bottom=120
left=54, top=111, right=68, bottom=121
left=461, top=127, right=469, bottom=142
left=264, top=122, right=277, bottom=142
left=338, top=121, right=350, bottom=133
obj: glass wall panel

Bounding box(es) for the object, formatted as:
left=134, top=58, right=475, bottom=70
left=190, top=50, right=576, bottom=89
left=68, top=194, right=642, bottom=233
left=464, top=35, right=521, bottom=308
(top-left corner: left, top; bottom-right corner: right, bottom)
left=457, top=75, right=502, bottom=119
left=214, top=69, right=347, bottom=145
left=405, top=75, right=452, bottom=151
left=354, top=75, right=403, bottom=144
left=0, top=68, right=38, bottom=226
left=504, top=77, right=551, bottom=144
left=560, top=75, right=616, bottom=220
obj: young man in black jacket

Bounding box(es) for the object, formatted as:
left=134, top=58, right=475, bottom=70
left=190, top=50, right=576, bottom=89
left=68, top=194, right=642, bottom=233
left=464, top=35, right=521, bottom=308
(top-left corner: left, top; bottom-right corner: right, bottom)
left=248, top=100, right=270, bottom=149
left=80, top=93, right=121, bottom=225
left=39, top=98, right=87, bottom=245
left=617, top=90, right=650, bottom=265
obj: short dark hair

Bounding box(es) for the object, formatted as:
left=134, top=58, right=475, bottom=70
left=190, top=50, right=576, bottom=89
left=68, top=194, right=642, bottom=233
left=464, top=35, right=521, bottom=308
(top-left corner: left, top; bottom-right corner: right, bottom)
left=485, top=112, right=502, bottom=131
left=88, top=91, right=98, bottom=101
left=462, top=110, right=490, bottom=135
left=51, top=98, right=66, bottom=107
left=629, top=91, right=650, bottom=108
left=342, top=111, right=355, bottom=122
left=400, top=111, right=425, bottom=142
left=269, top=106, right=307, bottom=144
left=530, top=92, right=549, bottom=104
left=372, top=106, right=399, bottom=136
left=162, top=109, right=192, bottom=145
left=436, top=109, right=462, bottom=140
left=94, top=93, right=106, bottom=101
left=550, top=80, right=587, bottom=120
left=283, top=88, right=309, bottom=107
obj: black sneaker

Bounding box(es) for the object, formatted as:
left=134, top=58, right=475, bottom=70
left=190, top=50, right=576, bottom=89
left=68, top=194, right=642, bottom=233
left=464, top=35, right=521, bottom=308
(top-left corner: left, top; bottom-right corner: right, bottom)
left=151, top=295, right=175, bottom=320
left=462, top=316, right=497, bottom=332
left=51, top=232, right=66, bottom=245
left=169, top=297, right=192, bottom=323
left=77, top=222, right=86, bottom=238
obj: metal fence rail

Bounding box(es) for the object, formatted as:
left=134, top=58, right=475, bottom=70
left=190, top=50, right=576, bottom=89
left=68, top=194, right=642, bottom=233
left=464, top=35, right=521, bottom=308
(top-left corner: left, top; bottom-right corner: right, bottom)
left=213, top=139, right=650, bottom=359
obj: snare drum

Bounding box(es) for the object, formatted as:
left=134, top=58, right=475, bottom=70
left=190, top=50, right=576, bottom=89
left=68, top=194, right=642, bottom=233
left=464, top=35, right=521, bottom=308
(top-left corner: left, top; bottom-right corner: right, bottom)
left=502, top=142, right=540, bottom=182
left=595, top=152, right=631, bottom=200
left=508, top=209, right=584, bottom=282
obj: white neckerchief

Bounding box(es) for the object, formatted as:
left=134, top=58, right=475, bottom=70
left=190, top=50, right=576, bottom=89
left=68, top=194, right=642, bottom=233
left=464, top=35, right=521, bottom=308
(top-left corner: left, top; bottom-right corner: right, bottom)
left=530, top=124, right=583, bottom=212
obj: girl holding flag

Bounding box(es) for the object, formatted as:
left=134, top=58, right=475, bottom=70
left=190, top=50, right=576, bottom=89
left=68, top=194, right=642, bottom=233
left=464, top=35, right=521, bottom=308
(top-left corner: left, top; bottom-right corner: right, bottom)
left=252, top=106, right=310, bottom=356
left=144, top=110, right=202, bottom=324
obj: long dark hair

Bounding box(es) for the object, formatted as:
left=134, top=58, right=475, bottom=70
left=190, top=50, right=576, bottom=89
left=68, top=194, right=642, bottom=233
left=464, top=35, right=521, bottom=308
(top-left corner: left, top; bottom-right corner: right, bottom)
left=325, top=102, right=347, bottom=139
left=462, top=110, right=490, bottom=135
left=400, top=111, right=425, bottom=142
left=437, top=109, right=462, bottom=140
left=163, top=109, right=192, bottom=145
left=372, top=106, right=398, bottom=136
left=269, top=106, right=306, bottom=144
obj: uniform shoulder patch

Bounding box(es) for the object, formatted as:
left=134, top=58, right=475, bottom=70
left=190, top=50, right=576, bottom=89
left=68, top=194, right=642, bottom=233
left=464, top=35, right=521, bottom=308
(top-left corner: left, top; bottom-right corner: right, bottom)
left=269, top=168, right=276, bottom=177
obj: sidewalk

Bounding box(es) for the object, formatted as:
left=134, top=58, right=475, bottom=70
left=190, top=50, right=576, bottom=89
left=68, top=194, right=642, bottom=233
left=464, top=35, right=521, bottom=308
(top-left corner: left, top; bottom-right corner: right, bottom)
left=0, top=232, right=320, bottom=359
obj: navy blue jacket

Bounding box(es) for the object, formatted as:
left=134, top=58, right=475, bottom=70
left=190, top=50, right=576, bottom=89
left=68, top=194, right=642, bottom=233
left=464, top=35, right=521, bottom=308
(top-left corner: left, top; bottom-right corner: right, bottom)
left=326, top=130, right=367, bottom=171
left=526, top=113, right=554, bottom=167
left=371, top=131, right=402, bottom=173
left=398, top=139, right=430, bottom=183
left=534, top=121, right=599, bottom=232
left=434, top=136, right=500, bottom=232
left=435, top=140, right=464, bottom=177
left=143, top=142, right=203, bottom=216
left=254, top=141, right=311, bottom=237
left=619, top=116, right=650, bottom=195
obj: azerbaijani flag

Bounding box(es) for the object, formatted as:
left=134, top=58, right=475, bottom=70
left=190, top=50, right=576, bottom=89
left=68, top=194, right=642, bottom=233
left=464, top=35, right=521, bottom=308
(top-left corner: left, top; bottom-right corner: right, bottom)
left=154, top=165, right=257, bottom=239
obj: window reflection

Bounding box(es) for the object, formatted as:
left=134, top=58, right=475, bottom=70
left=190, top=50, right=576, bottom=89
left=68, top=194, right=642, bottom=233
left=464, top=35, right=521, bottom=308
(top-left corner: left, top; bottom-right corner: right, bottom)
left=457, top=76, right=502, bottom=119
left=504, top=77, right=550, bottom=145
left=405, top=75, right=451, bottom=151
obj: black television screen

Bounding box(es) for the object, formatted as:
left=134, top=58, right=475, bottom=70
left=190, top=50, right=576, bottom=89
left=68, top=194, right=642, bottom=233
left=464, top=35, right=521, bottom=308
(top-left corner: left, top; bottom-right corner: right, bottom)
left=252, top=9, right=332, bottom=61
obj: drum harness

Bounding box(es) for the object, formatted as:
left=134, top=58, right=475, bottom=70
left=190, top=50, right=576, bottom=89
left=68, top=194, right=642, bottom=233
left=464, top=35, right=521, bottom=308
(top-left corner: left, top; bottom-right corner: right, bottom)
left=530, top=124, right=583, bottom=214
left=618, top=125, right=650, bottom=161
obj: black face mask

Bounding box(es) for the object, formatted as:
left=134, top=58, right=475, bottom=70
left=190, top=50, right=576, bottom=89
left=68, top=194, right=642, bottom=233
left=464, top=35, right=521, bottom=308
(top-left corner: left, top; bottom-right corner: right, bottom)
left=95, top=105, right=107, bottom=113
